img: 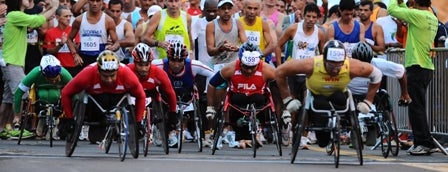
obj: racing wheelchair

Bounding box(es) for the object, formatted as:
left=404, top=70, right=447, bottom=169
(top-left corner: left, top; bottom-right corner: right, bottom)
left=65, top=92, right=139, bottom=161
left=173, top=86, right=203, bottom=153
left=290, top=89, right=363, bottom=168
left=211, top=88, right=282, bottom=158
left=353, top=89, right=400, bottom=158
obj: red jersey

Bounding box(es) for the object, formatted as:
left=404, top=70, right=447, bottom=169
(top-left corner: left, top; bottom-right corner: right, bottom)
left=61, top=64, right=146, bottom=122
left=43, top=26, right=80, bottom=67
left=229, top=60, right=266, bottom=96
left=127, top=63, right=177, bottom=112
left=187, top=7, right=202, bottom=16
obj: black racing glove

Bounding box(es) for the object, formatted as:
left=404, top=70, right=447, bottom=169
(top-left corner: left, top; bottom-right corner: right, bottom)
left=167, top=111, right=179, bottom=131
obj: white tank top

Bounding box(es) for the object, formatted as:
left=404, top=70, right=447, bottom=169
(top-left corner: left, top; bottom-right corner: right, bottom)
left=79, top=12, right=108, bottom=56
left=292, top=21, right=319, bottom=60
left=114, top=19, right=130, bottom=61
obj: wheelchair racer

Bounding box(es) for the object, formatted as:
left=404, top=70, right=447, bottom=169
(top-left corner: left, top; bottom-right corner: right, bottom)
left=152, top=42, right=215, bottom=146
left=60, top=50, right=146, bottom=143
left=12, top=55, right=73, bottom=139
left=275, top=40, right=383, bottom=147
left=127, top=43, right=178, bottom=140
left=206, top=42, right=276, bottom=149
left=348, top=42, right=411, bottom=144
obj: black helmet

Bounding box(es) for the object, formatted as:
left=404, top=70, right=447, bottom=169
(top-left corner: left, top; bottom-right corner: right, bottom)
left=352, top=42, right=373, bottom=63
left=323, top=40, right=346, bottom=62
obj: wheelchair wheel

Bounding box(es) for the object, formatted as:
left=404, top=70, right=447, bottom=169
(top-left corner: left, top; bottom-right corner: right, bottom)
left=349, top=111, right=363, bottom=166
left=269, top=109, right=282, bottom=156
left=193, top=100, right=203, bottom=152
left=48, top=116, right=55, bottom=147
left=118, top=107, right=129, bottom=161
left=126, top=105, right=139, bottom=159
left=389, top=113, right=400, bottom=156
left=143, top=107, right=151, bottom=157
left=332, top=116, right=341, bottom=168
left=18, top=99, right=32, bottom=145
left=250, top=109, right=257, bottom=158
left=65, top=99, right=86, bottom=157
left=177, top=111, right=183, bottom=153
left=379, top=121, right=391, bottom=158
left=211, top=110, right=224, bottom=155
left=104, top=127, right=114, bottom=154
left=290, top=109, right=307, bottom=164
left=154, top=101, right=169, bottom=154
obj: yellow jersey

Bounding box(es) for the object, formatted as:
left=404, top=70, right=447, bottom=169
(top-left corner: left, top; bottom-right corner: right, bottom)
left=239, top=16, right=266, bottom=51
left=306, top=56, right=351, bottom=96
left=155, top=10, right=190, bottom=59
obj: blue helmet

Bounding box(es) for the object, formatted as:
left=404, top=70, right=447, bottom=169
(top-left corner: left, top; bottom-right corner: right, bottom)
left=40, top=54, right=62, bottom=78
left=238, top=42, right=262, bottom=66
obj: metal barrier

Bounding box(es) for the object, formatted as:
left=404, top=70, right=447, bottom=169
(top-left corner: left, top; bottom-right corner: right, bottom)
left=386, top=48, right=448, bottom=136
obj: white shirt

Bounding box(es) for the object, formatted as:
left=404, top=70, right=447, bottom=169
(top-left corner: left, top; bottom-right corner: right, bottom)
left=348, top=58, right=405, bottom=95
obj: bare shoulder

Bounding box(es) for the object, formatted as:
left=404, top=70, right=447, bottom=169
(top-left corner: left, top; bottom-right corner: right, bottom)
left=349, top=58, right=373, bottom=78
left=220, top=62, right=236, bottom=79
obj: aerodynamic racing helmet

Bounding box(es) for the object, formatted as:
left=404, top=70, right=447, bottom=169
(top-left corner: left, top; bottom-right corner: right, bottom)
left=323, top=40, right=346, bottom=62
left=40, top=54, right=62, bottom=78
left=132, top=43, right=154, bottom=63
left=238, top=42, right=262, bottom=67
left=352, top=42, right=374, bottom=63
left=167, top=42, right=188, bottom=60
left=97, top=50, right=120, bottom=71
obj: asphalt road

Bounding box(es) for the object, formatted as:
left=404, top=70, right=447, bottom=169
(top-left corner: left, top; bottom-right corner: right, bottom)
left=1, top=139, right=448, bottom=172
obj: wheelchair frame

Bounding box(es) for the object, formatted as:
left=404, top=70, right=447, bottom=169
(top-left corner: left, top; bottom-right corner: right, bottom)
left=290, top=89, right=363, bottom=168
left=65, top=92, right=139, bottom=161
left=211, top=88, right=282, bottom=157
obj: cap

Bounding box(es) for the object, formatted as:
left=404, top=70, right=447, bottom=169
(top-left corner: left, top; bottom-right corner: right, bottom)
left=217, top=0, right=233, bottom=8
left=147, top=5, right=162, bottom=17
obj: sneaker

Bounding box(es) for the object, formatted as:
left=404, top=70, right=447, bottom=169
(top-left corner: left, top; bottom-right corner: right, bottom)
left=281, top=125, right=291, bottom=146
left=10, top=129, right=34, bottom=139
left=183, top=130, right=194, bottom=141
left=202, top=138, right=212, bottom=147
left=408, top=145, right=432, bottom=155
left=0, top=130, right=10, bottom=139
left=168, top=131, right=178, bottom=148
left=307, top=131, right=317, bottom=144
left=79, top=125, right=89, bottom=141
left=300, top=136, right=309, bottom=150
left=211, top=136, right=223, bottom=150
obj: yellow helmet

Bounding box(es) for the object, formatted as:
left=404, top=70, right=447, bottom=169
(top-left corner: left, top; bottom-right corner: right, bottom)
left=97, top=50, right=119, bottom=71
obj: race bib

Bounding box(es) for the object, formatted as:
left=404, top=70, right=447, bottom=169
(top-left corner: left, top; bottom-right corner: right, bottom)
left=295, top=49, right=314, bottom=60
left=80, top=36, right=100, bottom=51
left=165, top=34, right=184, bottom=44
left=245, top=31, right=261, bottom=46
left=344, top=42, right=357, bottom=58
left=327, top=48, right=345, bottom=62
left=100, top=61, right=118, bottom=70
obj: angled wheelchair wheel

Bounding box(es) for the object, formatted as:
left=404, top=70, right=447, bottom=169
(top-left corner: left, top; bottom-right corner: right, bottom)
left=269, top=109, right=282, bottom=156
left=333, top=116, right=341, bottom=168
left=389, top=113, right=400, bottom=156
left=118, top=107, right=129, bottom=161
left=177, top=111, right=183, bottom=153
left=380, top=121, right=391, bottom=158
left=211, top=110, right=224, bottom=155
left=126, top=105, right=139, bottom=159
left=65, top=98, right=86, bottom=157
left=154, top=102, right=169, bottom=154
left=18, top=99, right=32, bottom=145
left=143, top=107, right=151, bottom=157
left=290, top=108, right=308, bottom=164
left=193, top=100, right=203, bottom=152
left=48, top=116, right=56, bottom=147
left=349, top=110, right=363, bottom=166
left=104, top=126, right=114, bottom=154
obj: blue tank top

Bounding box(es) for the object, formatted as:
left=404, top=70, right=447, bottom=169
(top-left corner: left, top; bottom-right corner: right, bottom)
left=364, top=22, right=374, bottom=45
left=131, top=11, right=141, bottom=29
left=163, top=58, right=195, bottom=94
left=333, top=21, right=361, bottom=43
